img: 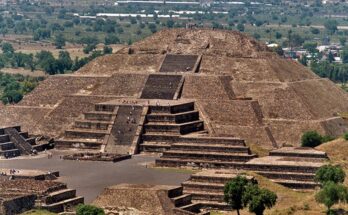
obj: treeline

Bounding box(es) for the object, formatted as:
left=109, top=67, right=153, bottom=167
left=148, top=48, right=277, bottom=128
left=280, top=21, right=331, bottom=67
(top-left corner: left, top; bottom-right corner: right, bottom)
left=0, top=42, right=112, bottom=75
left=0, top=72, right=42, bottom=104
left=311, top=61, right=348, bottom=83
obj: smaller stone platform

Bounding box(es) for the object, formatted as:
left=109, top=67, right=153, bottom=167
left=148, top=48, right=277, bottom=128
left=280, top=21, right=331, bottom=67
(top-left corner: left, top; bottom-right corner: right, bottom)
left=182, top=170, right=254, bottom=211
left=245, top=147, right=329, bottom=189
left=0, top=126, right=54, bottom=158
left=0, top=170, right=84, bottom=213
left=93, top=183, right=209, bottom=215
left=63, top=153, right=131, bottom=162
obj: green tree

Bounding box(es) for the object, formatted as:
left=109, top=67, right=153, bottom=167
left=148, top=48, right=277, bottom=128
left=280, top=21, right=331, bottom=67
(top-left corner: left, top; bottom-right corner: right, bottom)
left=57, top=51, right=72, bottom=71
left=344, top=132, right=348, bottom=140
left=301, top=131, right=322, bottom=147
left=324, top=19, right=338, bottom=35
left=237, top=23, right=245, bottom=32
left=341, top=47, right=348, bottom=64
left=54, top=33, right=66, bottom=49
left=327, top=51, right=335, bottom=63
left=316, top=182, right=348, bottom=214
left=243, top=184, right=277, bottom=215
left=166, top=19, right=175, bottom=28
left=224, top=176, right=250, bottom=215
left=105, top=35, right=120, bottom=45
left=339, top=37, right=347, bottom=47
left=76, top=204, right=105, bottom=215
left=303, top=42, right=318, bottom=53
left=2, top=42, right=14, bottom=55
left=103, top=46, right=113, bottom=55
left=315, top=165, right=346, bottom=185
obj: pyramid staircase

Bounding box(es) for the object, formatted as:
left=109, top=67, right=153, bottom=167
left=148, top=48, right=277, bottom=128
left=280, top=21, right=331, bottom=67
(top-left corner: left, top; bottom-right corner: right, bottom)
left=168, top=186, right=209, bottom=215
left=0, top=126, right=53, bottom=158
left=139, top=101, right=257, bottom=168
left=55, top=104, right=117, bottom=150
left=159, top=54, right=200, bottom=73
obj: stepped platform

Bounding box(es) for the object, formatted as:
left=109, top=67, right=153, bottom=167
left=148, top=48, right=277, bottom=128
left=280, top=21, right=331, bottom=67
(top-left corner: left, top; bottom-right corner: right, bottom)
left=140, top=74, right=183, bottom=99
left=244, top=147, right=328, bottom=189
left=0, top=126, right=54, bottom=158
left=0, top=172, right=83, bottom=214
left=93, top=184, right=208, bottom=215
left=159, top=54, right=199, bottom=73
left=182, top=170, right=254, bottom=211
left=162, top=150, right=257, bottom=162
left=56, top=104, right=117, bottom=151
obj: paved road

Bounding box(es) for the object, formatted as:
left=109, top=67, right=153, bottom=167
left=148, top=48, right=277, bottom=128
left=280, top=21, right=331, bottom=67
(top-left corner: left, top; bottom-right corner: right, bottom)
left=0, top=152, right=190, bottom=203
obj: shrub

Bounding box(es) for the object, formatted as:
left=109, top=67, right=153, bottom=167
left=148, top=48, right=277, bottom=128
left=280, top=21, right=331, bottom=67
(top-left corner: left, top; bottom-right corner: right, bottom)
left=315, top=181, right=348, bottom=214
left=344, top=132, right=348, bottom=140
left=315, top=165, right=346, bottom=185
left=301, top=131, right=323, bottom=147
left=76, top=204, right=105, bottom=215
left=321, top=135, right=334, bottom=143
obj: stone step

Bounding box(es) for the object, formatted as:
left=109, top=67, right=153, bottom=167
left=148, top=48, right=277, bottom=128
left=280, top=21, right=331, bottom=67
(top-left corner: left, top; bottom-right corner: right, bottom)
left=41, top=196, right=84, bottom=213
left=25, top=137, right=36, bottom=145
left=74, top=120, right=112, bottom=130
left=171, top=194, right=192, bottom=207
left=0, top=134, right=10, bottom=143
left=271, top=179, right=319, bottom=189
left=182, top=181, right=225, bottom=192
left=140, top=142, right=171, bottom=153
left=65, top=129, right=108, bottom=139
left=244, top=163, right=319, bottom=174
left=142, top=133, right=245, bottom=145
left=179, top=203, right=202, bottom=214
left=183, top=190, right=224, bottom=202
left=171, top=143, right=250, bottom=153
left=149, top=102, right=195, bottom=114
left=0, top=148, right=21, bottom=158
left=95, top=104, right=116, bottom=112
left=168, top=186, right=184, bottom=198
left=144, top=120, right=204, bottom=134
left=19, top=131, right=29, bottom=139
left=269, top=151, right=328, bottom=159
left=162, top=150, right=256, bottom=162
left=0, top=142, right=16, bottom=150
left=193, top=200, right=230, bottom=211
left=189, top=174, right=239, bottom=184
left=255, top=171, right=316, bottom=182
left=55, top=138, right=104, bottom=149
left=156, top=157, right=245, bottom=169
left=146, top=110, right=200, bottom=123
left=142, top=133, right=180, bottom=142
left=44, top=189, right=76, bottom=205
left=84, top=111, right=114, bottom=121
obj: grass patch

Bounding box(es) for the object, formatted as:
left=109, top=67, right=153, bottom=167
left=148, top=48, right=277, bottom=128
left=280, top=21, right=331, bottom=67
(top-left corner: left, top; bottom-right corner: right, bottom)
left=247, top=143, right=270, bottom=157
left=21, top=209, right=56, bottom=215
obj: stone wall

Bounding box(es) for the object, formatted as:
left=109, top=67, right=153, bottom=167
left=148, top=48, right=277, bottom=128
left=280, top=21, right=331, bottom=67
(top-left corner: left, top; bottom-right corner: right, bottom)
left=0, top=194, right=36, bottom=215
